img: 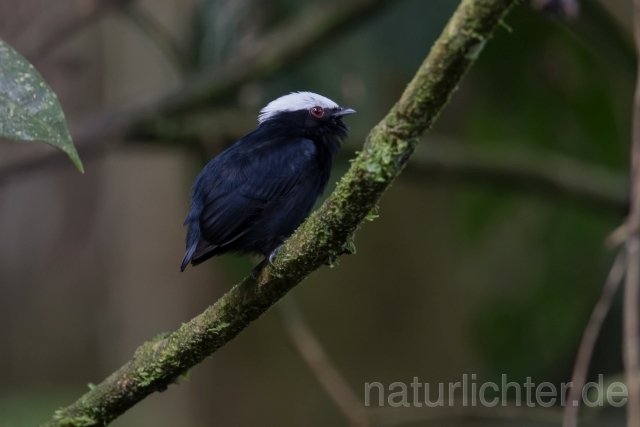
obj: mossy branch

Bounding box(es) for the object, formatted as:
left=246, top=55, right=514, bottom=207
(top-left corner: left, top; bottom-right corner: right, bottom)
left=41, top=1, right=517, bottom=426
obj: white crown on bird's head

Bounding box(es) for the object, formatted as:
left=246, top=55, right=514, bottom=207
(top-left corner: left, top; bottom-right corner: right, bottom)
left=258, top=92, right=339, bottom=124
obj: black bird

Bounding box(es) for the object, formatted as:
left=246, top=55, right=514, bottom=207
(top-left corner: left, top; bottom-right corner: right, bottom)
left=180, top=92, right=355, bottom=272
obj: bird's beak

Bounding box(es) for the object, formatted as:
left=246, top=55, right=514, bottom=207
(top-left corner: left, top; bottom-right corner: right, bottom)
left=334, top=107, right=356, bottom=117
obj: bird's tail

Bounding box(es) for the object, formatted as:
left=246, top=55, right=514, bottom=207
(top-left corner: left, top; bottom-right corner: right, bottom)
left=180, top=220, right=201, bottom=272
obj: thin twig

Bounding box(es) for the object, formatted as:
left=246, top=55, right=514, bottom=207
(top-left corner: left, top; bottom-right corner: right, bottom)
left=120, top=2, right=189, bottom=73
left=606, top=222, right=629, bottom=249
left=278, top=296, right=369, bottom=427
left=563, top=249, right=627, bottom=427
left=624, top=1, right=640, bottom=425
left=278, top=296, right=563, bottom=427
left=41, top=1, right=518, bottom=425
left=624, top=244, right=640, bottom=426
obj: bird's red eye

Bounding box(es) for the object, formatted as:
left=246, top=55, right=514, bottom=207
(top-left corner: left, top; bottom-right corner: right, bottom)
left=310, top=106, right=324, bottom=118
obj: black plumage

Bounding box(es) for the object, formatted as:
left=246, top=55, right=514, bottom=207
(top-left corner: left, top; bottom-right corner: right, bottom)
left=181, top=92, right=354, bottom=272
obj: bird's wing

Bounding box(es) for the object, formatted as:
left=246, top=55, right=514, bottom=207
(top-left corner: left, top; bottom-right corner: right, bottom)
left=197, top=136, right=316, bottom=248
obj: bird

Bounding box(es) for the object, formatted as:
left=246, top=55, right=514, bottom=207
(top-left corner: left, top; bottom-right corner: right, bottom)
left=180, top=91, right=355, bottom=273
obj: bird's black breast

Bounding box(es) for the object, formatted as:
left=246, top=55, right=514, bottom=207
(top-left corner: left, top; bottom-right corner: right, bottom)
left=184, top=129, right=337, bottom=266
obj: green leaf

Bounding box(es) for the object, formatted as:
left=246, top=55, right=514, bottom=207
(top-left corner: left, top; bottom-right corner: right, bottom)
left=0, top=38, right=83, bottom=172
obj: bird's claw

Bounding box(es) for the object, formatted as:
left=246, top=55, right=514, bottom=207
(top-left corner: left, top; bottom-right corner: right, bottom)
left=268, top=244, right=283, bottom=267
left=250, top=244, right=284, bottom=280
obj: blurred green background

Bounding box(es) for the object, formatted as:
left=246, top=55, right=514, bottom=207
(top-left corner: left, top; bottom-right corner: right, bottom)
left=0, top=0, right=634, bottom=425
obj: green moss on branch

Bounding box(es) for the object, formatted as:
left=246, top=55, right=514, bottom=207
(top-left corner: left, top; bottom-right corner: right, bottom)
left=42, top=0, right=517, bottom=425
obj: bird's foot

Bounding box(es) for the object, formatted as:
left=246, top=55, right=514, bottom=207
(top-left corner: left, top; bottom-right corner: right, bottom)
left=251, top=244, right=284, bottom=279
left=268, top=244, right=283, bottom=267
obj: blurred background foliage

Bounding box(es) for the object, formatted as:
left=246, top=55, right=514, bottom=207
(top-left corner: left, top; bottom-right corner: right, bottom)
left=0, top=0, right=635, bottom=426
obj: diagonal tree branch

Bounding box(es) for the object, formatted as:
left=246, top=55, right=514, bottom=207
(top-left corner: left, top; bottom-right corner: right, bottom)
left=563, top=249, right=627, bottom=427
left=41, top=1, right=518, bottom=426
left=278, top=296, right=370, bottom=427
left=280, top=295, right=563, bottom=427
